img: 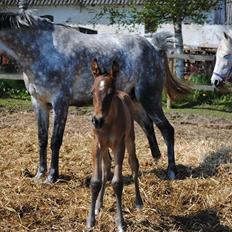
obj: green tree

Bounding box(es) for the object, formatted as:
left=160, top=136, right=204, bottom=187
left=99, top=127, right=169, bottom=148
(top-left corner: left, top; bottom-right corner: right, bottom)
left=95, top=0, right=220, bottom=79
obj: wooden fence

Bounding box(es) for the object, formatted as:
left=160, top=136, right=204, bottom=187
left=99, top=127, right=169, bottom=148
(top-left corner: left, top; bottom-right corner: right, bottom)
left=1, top=53, right=232, bottom=110
left=167, top=52, right=232, bottom=108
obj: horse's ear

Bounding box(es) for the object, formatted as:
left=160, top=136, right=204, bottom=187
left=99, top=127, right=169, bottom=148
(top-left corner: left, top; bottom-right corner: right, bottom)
left=224, top=32, right=232, bottom=43
left=91, top=59, right=101, bottom=78
left=110, top=61, right=119, bottom=79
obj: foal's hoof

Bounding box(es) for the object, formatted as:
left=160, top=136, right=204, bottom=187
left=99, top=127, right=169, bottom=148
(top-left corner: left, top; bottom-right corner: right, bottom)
left=45, top=174, right=58, bottom=184
left=95, top=201, right=103, bottom=215
left=117, top=223, right=126, bottom=232
left=33, top=171, right=46, bottom=182
left=167, top=169, right=176, bottom=180
left=86, top=217, right=95, bottom=229
left=44, top=176, right=57, bottom=184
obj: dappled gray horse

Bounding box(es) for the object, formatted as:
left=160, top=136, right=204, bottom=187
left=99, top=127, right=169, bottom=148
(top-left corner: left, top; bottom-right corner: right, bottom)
left=0, top=11, right=189, bottom=183
left=211, top=32, right=232, bottom=86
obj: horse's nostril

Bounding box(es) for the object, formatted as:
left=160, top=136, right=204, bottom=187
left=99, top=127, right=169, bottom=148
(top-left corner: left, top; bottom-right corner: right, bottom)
left=214, top=80, right=219, bottom=86
left=92, top=116, right=104, bottom=128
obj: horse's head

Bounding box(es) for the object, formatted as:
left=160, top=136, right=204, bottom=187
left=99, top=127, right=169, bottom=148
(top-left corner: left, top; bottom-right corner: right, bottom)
left=211, top=32, right=232, bottom=87
left=91, top=59, right=119, bottom=129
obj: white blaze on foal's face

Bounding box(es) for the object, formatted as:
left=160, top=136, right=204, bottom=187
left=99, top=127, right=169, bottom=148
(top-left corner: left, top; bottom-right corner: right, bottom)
left=99, top=80, right=105, bottom=91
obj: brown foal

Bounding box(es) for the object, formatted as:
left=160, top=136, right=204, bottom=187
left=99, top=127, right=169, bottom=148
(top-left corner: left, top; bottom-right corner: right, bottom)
left=87, top=59, right=143, bottom=231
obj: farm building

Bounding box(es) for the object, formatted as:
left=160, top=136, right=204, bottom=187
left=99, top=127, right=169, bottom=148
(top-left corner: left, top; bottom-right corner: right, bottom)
left=0, top=0, right=231, bottom=74
left=0, top=0, right=145, bottom=34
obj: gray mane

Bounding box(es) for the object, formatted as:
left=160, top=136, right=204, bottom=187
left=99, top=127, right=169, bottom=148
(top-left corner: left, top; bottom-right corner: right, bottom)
left=0, top=11, right=53, bottom=30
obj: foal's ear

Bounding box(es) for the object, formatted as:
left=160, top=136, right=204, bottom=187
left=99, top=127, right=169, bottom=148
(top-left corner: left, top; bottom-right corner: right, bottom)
left=110, top=61, right=119, bottom=79
left=91, top=59, right=101, bottom=78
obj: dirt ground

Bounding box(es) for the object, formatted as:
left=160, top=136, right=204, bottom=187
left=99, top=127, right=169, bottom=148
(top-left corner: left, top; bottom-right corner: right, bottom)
left=0, top=107, right=231, bottom=232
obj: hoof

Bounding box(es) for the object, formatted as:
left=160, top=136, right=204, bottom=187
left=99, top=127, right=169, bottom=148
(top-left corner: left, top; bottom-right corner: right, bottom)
left=135, top=197, right=143, bottom=209
left=95, top=204, right=102, bottom=216
left=45, top=169, right=58, bottom=183
left=116, top=218, right=125, bottom=232
left=33, top=170, right=46, bottom=182
left=44, top=175, right=58, bottom=184
left=117, top=224, right=125, bottom=232
left=86, top=217, right=95, bottom=229
left=167, top=169, right=176, bottom=180
left=152, top=152, right=161, bottom=161
left=95, top=208, right=100, bottom=216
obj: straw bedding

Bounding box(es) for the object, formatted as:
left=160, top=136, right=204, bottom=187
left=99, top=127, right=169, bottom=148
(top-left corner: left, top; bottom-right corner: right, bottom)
left=0, top=108, right=231, bottom=231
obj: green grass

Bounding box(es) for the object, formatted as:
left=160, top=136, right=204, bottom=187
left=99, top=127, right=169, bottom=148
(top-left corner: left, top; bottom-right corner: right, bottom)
left=1, top=97, right=232, bottom=121
left=0, top=98, right=32, bottom=111
left=165, top=107, right=232, bottom=121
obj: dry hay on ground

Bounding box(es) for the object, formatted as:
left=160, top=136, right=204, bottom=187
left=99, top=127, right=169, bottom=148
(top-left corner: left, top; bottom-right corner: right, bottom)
left=0, top=108, right=231, bottom=232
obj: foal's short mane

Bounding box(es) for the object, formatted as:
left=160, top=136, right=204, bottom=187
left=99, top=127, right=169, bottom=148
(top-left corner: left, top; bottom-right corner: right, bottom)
left=0, top=11, right=53, bottom=30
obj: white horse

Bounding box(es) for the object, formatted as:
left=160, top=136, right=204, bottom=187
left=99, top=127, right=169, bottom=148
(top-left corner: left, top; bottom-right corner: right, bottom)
left=211, top=32, right=232, bottom=86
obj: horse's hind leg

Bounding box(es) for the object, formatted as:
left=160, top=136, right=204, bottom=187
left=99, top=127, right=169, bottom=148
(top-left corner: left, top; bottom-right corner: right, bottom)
left=136, top=88, right=176, bottom=179
left=33, top=99, right=49, bottom=181
left=133, top=102, right=161, bottom=160
left=126, top=132, right=143, bottom=209
left=147, top=106, right=176, bottom=179
left=46, top=98, right=69, bottom=183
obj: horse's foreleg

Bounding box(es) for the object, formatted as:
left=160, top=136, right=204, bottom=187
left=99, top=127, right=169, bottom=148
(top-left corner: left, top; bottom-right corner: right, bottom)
left=133, top=102, right=161, bottom=160
left=33, top=99, right=49, bottom=181
left=95, top=150, right=111, bottom=215
left=46, top=99, right=69, bottom=183
left=87, top=141, right=102, bottom=228
left=126, top=133, right=143, bottom=209
left=112, top=143, right=125, bottom=232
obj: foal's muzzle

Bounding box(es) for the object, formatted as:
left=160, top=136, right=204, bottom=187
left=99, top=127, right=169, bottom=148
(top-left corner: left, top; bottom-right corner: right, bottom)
left=92, top=116, right=104, bottom=129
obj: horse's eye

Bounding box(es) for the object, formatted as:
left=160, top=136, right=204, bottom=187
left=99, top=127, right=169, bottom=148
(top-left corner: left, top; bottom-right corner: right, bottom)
left=224, top=54, right=231, bottom=59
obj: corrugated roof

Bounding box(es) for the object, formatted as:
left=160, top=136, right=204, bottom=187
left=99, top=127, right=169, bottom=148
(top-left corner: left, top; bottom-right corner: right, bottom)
left=1, top=0, right=144, bottom=6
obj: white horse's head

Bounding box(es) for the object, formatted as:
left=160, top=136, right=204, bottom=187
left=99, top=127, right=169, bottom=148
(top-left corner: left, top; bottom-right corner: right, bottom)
left=211, top=32, right=232, bottom=86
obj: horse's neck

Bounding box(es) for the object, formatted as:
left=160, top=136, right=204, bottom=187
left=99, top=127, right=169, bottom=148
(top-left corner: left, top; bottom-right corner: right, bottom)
left=0, top=39, right=18, bottom=60
left=0, top=31, right=30, bottom=60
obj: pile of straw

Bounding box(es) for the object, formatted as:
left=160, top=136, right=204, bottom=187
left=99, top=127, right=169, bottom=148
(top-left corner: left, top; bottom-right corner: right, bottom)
left=0, top=108, right=231, bottom=231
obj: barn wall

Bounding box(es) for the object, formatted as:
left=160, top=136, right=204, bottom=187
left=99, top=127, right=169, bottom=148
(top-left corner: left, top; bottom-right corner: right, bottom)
left=156, top=23, right=231, bottom=49
left=5, top=6, right=145, bottom=34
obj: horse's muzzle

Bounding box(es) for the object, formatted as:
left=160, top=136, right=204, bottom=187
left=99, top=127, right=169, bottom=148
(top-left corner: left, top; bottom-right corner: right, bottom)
left=211, top=74, right=224, bottom=87
left=92, top=116, right=104, bottom=129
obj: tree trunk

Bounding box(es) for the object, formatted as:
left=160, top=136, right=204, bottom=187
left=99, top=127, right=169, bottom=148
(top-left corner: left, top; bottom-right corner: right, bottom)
left=174, top=20, right=184, bottom=79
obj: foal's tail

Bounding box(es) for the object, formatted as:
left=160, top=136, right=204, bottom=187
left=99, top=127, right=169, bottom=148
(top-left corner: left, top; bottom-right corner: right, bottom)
left=151, top=32, right=191, bottom=100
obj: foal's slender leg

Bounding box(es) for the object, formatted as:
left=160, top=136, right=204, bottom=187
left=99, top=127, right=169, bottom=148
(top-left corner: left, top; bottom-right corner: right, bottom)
left=87, top=141, right=102, bottom=228
left=95, top=150, right=111, bottom=215
left=32, top=99, right=49, bottom=181
left=112, top=142, right=125, bottom=232
left=46, top=98, right=69, bottom=183
left=126, top=132, right=143, bottom=208
left=133, top=102, right=161, bottom=160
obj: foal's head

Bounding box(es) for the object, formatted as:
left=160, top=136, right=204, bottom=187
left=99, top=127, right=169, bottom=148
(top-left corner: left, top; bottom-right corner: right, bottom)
left=91, top=59, right=119, bottom=129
